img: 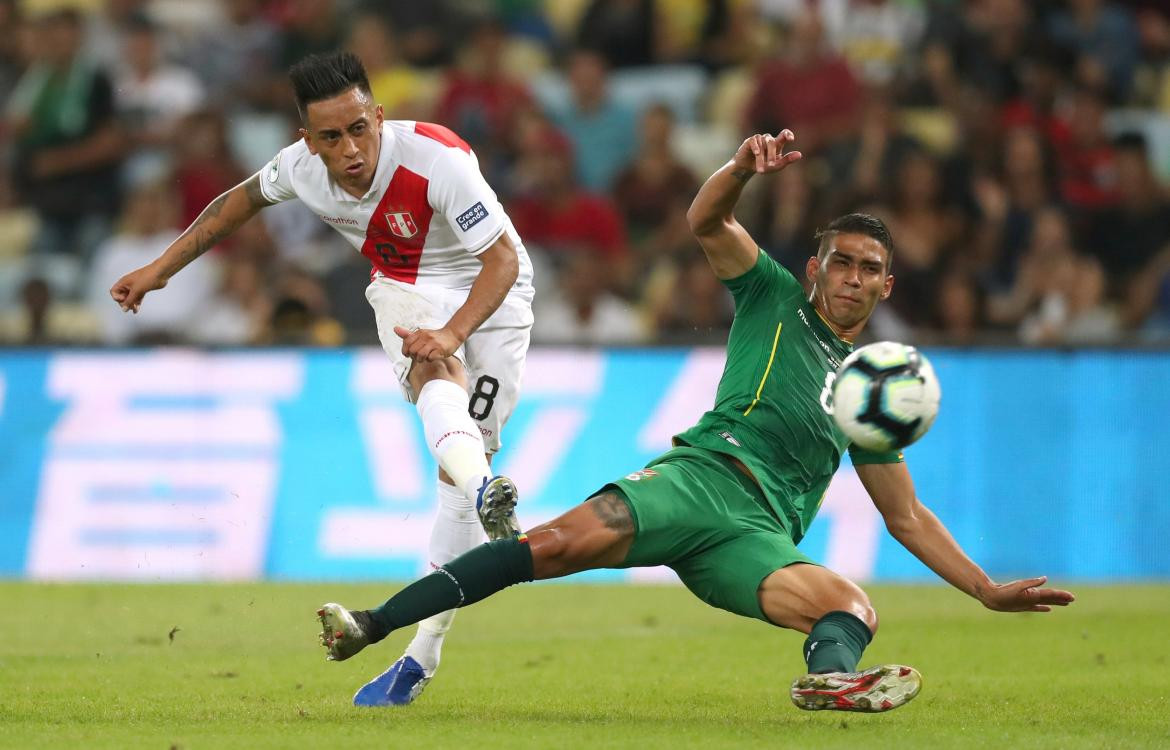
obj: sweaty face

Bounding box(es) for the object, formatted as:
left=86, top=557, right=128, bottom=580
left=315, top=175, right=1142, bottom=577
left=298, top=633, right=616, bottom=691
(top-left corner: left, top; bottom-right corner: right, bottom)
left=302, top=87, right=383, bottom=197
left=806, top=233, right=893, bottom=334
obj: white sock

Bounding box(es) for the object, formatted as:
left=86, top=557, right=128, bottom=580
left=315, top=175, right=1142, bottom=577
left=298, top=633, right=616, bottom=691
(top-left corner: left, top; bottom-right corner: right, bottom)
left=416, top=379, right=492, bottom=503
left=404, top=480, right=486, bottom=673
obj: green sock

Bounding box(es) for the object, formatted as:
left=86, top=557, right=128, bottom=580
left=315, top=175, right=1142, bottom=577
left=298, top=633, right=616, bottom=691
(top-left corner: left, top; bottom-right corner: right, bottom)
left=803, top=611, right=873, bottom=674
left=364, top=536, right=534, bottom=643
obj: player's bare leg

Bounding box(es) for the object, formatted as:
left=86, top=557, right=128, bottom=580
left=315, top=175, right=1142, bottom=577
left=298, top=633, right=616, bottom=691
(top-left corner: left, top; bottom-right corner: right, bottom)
left=320, top=493, right=634, bottom=663
left=758, top=564, right=922, bottom=713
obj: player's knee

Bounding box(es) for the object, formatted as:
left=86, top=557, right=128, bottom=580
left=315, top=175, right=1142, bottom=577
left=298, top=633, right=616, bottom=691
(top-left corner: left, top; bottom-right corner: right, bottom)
left=409, top=358, right=465, bottom=390
left=832, top=580, right=878, bottom=635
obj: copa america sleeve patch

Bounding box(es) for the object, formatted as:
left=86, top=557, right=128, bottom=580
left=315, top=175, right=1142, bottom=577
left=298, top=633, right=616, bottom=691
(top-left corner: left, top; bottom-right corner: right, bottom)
left=456, top=201, right=489, bottom=232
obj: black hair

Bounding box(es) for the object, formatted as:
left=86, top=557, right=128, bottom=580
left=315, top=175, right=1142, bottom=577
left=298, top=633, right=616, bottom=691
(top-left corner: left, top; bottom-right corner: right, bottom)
left=288, top=52, right=372, bottom=122
left=1113, top=131, right=1148, bottom=154
left=814, top=213, right=895, bottom=271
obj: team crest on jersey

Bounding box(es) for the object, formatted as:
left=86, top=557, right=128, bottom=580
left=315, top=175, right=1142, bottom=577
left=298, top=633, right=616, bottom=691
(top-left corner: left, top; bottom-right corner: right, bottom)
left=385, top=211, right=419, bottom=239
left=625, top=469, right=659, bottom=481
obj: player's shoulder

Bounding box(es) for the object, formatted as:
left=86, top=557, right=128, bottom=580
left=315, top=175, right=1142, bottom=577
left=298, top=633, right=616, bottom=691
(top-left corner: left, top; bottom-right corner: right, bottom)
left=389, top=120, right=474, bottom=163
left=723, top=249, right=805, bottom=302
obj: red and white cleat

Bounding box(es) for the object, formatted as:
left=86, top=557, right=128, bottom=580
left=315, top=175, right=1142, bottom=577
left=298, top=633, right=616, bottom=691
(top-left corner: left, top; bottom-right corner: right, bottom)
left=317, top=603, right=370, bottom=662
left=790, top=664, right=922, bottom=712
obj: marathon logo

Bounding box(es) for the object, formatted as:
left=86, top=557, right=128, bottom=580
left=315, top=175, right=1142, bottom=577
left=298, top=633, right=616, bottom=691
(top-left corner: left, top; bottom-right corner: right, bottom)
left=456, top=201, right=489, bottom=232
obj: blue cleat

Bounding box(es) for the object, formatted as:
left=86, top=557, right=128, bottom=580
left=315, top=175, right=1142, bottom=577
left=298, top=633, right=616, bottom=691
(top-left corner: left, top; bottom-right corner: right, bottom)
left=476, top=475, right=521, bottom=540
left=353, top=656, right=433, bottom=707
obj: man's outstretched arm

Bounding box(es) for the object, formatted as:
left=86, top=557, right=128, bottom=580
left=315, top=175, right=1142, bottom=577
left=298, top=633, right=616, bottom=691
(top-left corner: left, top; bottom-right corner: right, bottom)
left=686, top=130, right=802, bottom=280
left=109, top=174, right=273, bottom=312
left=856, top=461, right=1076, bottom=612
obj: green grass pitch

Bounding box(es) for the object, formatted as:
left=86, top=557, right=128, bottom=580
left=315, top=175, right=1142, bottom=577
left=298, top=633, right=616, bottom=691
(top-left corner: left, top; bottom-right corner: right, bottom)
left=2, top=582, right=1167, bottom=749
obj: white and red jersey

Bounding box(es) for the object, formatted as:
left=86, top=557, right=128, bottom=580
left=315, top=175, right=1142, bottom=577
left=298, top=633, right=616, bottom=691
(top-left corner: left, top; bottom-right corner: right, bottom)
left=256, top=120, right=534, bottom=303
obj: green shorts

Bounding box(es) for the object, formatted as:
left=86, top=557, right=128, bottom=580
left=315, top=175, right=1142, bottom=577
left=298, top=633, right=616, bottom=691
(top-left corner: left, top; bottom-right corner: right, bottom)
left=601, top=446, right=813, bottom=622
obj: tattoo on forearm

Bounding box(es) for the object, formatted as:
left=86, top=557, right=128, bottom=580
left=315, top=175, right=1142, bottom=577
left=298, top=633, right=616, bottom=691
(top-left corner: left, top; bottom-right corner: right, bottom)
left=731, top=168, right=754, bottom=183
left=166, top=193, right=231, bottom=273
left=588, top=493, right=635, bottom=533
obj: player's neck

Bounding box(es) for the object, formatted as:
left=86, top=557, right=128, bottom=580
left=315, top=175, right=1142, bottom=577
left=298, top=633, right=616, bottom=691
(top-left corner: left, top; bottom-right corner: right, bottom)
left=810, top=293, right=863, bottom=343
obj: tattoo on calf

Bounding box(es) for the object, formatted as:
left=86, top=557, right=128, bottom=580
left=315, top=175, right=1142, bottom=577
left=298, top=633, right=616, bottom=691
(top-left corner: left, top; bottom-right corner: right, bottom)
left=589, top=493, right=634, bottom=533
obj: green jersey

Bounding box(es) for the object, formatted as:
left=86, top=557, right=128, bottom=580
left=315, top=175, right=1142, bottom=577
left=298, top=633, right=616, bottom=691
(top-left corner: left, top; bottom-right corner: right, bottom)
left=674, top=250, right=902, bottom=543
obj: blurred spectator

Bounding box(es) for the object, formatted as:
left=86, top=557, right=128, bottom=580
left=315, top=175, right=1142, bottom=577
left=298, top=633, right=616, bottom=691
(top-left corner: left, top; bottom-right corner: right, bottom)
left=933, top=268, right=986, bottom=346
left=533, top=251, right=646, bottom=344
left=0, top=0, right=24, bottom=104
left=873, top=148, right=965, bottom=327
left=646, top=252, right=733, bottom=340
left=611, top=103, right=698, bottom=242
left=1057, top=88, right=1120, bottom=210
left=1130, top=7, right=1170, bottom=109
left=5, top=9, right=123, bottom=293
left=1124, top=246, right=1170, bottom=336
left=508, top=128, right=631, bottom=279
left=113, top=14, right=205, bottom=171
left=1087, top=132, right=1170, bottom=282
left=546, top=48, right=637, bottom=192
left=657, top=0, right=755, bottom=71
left=435, top=19, right=534, bottom=158
left=346, top=12, right=425, bottom=119
left=277, top=0, right=347, bottom=73
left=975, top=128, right=1059, bottom=288
left=1062, top=254, right=1122, bottom=344
left=264, top=266, right=343, bottom=346
left=988, top=206, right=1082, bottom=338
left=185, top=0, right=280, bottom=114
left=87, top=179, right=217, bottom=345
left=745, top=8, right=862, bottom=154
left=576, top=0, right=658, bottom=69
left=941, top=0, right=1035, bottom=102
left=357, top=0, right=455, bottom=68
left=188, top=254, right=273, bottom=346
left=827, top=0, right=926, bottom=86
left=1047, top=0, right=1139, bottom=100
left=761, top=161, right=821, bottom=275
left=84, top=0, right=156, bottom=71
left=172, top=110, right=248, bottom=233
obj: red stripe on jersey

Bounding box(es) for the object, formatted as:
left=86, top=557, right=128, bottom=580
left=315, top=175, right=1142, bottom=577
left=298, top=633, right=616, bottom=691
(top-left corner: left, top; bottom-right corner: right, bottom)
left=414, top=121, right=471, bottom=153
left=361, top=166, right=434, bottom=284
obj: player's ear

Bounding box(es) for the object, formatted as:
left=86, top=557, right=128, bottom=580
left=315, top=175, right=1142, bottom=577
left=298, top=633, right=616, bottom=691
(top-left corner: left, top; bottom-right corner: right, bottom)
left=880, top=273, right=894, bottom=300
left=299, top=128, right=317, bottom=155
left=805, top=255, right=820, bottom=285
left=375, top=104, right=384, bottom=127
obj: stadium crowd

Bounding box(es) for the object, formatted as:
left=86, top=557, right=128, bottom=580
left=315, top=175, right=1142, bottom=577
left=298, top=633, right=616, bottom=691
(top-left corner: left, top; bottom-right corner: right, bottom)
left=1, top=0, right=1169, bottom=346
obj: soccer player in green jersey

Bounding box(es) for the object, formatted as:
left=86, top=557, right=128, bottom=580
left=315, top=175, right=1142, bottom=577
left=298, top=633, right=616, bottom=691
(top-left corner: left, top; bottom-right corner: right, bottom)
left=318, top=130, right=1075, bottom=712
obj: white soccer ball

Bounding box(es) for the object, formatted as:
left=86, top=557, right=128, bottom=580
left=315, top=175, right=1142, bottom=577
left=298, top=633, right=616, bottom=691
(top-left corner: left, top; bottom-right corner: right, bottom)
left=831, top=341, right=941, bottom=452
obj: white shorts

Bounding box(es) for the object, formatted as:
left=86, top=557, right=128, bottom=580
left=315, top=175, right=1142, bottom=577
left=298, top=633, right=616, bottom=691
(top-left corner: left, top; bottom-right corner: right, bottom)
left=365, top=276, right=533, bottom=453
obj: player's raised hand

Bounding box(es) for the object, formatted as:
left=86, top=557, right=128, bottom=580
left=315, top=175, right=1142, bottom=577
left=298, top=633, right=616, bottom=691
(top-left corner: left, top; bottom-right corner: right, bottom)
left=733, top=130, right=803, bottom=176
left=978, top=576, right=1076, bottom=613
left=110, top=264, right=168, bottom=313
left=394, top=325, right=462, bottom=363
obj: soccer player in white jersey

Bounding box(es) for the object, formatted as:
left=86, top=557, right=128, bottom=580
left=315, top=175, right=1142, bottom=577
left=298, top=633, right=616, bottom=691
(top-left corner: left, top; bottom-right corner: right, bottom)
left=109, top=52, right=534, bottom=707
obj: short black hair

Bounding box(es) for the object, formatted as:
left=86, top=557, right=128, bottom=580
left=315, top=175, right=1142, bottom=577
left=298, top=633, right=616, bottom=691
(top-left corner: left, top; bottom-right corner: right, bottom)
left=288, top=52, right=372, bottom=122
left=815, top=213, right=895, bottom=271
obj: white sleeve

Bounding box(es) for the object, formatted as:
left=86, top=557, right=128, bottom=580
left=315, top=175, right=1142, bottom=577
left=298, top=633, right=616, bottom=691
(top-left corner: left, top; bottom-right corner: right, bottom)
left=427, top=148, right=508, bottom=255
left=255, top=143, right=299, bottom=204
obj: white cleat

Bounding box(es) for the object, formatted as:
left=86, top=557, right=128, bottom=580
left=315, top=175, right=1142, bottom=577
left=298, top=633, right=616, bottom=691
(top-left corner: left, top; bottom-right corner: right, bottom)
left=317, top=603, right=371, bottom=662
left=476, top=475, right=521, bottom=540
left=790, top=664, right=922, bottom=712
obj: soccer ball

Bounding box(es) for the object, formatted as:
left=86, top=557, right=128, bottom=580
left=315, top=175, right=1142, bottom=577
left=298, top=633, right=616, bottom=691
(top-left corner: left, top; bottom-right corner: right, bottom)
left=831, top=342, right=941, bottom=452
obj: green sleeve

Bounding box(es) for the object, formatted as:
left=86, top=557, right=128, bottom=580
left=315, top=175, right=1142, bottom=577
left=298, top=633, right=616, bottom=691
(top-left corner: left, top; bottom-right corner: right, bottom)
left=721, top=250, right=806, bottom=312
left=848, top=445, right=905, bottom=465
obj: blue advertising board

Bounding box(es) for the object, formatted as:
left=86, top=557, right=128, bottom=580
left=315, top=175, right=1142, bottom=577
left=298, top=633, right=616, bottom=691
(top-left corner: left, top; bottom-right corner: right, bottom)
left=0, top=348, right=1166, bottom=582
